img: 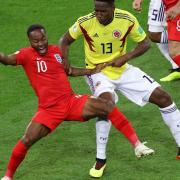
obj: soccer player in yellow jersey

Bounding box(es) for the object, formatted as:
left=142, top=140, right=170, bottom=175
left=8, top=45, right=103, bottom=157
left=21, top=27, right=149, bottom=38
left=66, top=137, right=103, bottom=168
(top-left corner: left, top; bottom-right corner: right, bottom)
left=60, top=0, right=180, bottom=178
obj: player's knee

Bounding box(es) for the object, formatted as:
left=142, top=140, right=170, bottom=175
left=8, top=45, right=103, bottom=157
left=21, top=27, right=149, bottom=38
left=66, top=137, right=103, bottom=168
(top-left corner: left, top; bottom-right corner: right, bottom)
left=150, top=88, right=172, bottom=107
left=22, top=133, right=37, bottom=147
left=148, top=31, right=161, bottom=43
left=159, top=92, right=172, bottom=107
left=98, top=100, right=115, bottom=117
left=104, top=101, right=115, bottom=113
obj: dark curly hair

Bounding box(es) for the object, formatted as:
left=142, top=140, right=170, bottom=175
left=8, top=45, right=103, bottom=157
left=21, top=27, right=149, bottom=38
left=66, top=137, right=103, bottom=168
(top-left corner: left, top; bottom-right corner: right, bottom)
left=95, top=0, right=115, bottom=5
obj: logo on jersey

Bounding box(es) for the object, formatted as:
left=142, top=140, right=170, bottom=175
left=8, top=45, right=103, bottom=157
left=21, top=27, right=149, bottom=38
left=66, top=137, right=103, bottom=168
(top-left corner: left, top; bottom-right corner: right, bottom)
left=95, top=81, right=101, bottom=88
left=112, top=30, right=121, bottom=39
left=137, top=26, right=144, bottom=34
left=54, top=54, right=62, bottom=63
left=75, top=95, right=83, bottom=98
left=36, top=57, right=42, bottom=61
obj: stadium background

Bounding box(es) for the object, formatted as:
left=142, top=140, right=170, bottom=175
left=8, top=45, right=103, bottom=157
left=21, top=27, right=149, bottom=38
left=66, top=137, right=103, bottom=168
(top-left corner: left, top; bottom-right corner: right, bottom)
left=0, top=0, right=180, bottom=179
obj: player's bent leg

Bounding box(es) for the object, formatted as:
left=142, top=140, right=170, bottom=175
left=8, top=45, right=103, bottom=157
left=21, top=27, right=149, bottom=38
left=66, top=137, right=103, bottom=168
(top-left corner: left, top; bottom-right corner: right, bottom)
left=84, top=97, right=155, bottom=151
left=83, top=95, right=112, bottom=178
left=2, top=121, right=50, bottom=180
left=95, top=120, right=111, bottom=160
left=89, top=119, right=111, bottom=178
left=85, top=97, right=155, bottom=177
left=107, top=107, right=154, bottom=157
left=92, top=92, right=113, bottom=176
left=22, top=121, right=50, bottom=147
left=149, top=87, right=180, bottom=158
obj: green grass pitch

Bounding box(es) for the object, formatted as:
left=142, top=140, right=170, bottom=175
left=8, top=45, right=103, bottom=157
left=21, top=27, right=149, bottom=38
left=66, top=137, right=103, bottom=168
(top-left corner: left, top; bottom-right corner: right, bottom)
left=0, top=0, right=180, bottom=179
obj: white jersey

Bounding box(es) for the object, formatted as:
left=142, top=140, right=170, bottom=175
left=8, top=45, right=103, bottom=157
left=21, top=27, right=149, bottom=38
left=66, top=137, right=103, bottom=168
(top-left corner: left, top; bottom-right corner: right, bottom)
left=148, top=0, right=167, bottom=32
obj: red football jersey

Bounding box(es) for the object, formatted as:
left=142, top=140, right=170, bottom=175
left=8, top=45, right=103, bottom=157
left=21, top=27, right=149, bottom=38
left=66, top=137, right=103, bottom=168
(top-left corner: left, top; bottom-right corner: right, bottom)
left=16, top=45, right=73, bottom=108
left=162, top=0, right=178, bottom=9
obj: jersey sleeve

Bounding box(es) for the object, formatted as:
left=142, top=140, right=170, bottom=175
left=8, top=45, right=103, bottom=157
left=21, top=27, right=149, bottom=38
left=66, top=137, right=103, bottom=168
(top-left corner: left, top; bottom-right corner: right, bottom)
left=128, top=13, right=146, bottom=42
left=15, top=49, right=26, bottom=65
left=69, top=19, right=83, bottom=39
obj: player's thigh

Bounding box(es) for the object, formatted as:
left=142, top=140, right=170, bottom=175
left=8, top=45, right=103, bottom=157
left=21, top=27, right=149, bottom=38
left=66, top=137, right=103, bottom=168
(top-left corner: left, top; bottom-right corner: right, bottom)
left=148, top=0, right=166, bottom=32
left=32, top=107, right=66, bottom=132
left=116, top=65, right=160, bottom=106
left=67, top=94, right=113, bottom=120
left=82, top=96, right=114, bottom=119
left=85, top=73, right=118, bottom=102
left=66, top=94, right=90, bottom=121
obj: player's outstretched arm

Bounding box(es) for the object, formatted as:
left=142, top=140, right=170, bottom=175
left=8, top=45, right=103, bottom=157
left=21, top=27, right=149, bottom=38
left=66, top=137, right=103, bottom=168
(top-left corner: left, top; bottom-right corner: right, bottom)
left=0, top=53, right=17, bottom=65
left=59, top=31, right=76, bottom=73
left=166, top=0, right=180, bottom=19
left=132, top=0, right=143, bottom=12
left=106, top=37, right=150, bottom=67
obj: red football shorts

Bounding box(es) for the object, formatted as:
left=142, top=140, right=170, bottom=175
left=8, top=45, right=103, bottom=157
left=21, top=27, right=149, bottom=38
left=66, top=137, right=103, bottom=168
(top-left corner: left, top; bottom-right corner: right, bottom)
left=32, top=94, right=89, bottom=132
left=167, top=14, right=180, bottom=41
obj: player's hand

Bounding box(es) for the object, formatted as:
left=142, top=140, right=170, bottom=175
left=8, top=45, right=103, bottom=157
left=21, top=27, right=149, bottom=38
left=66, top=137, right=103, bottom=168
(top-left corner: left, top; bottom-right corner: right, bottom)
left=106, top=56, right=128, bottom=67
left=166, top=6, right=180, bottom=20
left=90, top=63, right=107, bottom=74
left=132, top=0, right=143, bottom=12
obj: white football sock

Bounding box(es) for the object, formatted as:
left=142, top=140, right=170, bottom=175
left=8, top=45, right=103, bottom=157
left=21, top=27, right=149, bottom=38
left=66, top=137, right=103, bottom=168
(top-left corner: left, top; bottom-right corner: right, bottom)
left=156, top=43, right=179, bottom=69
left=96, top=120, right=111, bottom=160
left=160, top=103, right=180, bottom=147
left=160, top=30, right=168, bottom=44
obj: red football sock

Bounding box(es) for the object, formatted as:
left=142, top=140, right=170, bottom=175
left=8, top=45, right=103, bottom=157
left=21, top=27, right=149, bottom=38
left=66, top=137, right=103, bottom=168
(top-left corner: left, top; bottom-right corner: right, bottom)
left=173, top=54, right=180, bottom=67
left=108, top=107, right=139, bottom=147
left=5, top=140, right=28, bottom=178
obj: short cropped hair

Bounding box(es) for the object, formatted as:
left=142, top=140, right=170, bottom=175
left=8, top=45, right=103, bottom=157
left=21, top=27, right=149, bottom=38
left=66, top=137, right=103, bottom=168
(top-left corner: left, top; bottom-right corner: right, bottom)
left=27, top=24, right=46, bottom=37
left=95, top=0, right=115, bottom=5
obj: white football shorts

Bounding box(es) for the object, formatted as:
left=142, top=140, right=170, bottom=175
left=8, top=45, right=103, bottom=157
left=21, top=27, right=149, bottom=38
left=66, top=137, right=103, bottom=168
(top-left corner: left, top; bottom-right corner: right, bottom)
left=85, top=65, right=160, bottom=106
left=148, top=0, right=167, bottom=32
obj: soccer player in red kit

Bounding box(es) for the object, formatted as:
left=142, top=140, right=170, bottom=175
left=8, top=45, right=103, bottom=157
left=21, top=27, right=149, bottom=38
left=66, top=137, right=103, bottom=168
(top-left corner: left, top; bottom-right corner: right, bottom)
left=0, top=24, right=153, bottom=180
left=162, top=0, right=180, bottom=68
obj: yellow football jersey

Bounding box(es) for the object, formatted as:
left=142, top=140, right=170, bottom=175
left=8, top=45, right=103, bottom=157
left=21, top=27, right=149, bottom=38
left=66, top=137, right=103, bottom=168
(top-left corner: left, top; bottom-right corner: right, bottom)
left=69, top=8, right=146, bottom=79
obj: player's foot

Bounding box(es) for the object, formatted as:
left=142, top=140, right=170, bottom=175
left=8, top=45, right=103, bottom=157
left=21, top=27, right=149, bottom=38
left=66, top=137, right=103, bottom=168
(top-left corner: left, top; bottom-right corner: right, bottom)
left=160, top=69, right=180, bottom=82
left=176, top=147, right=180, bottom=160
left=1, top=176, right=12, bottom=180
left=89, top=158, right=106, bottom=178
left=135, top=142, right=155, bottom=158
